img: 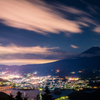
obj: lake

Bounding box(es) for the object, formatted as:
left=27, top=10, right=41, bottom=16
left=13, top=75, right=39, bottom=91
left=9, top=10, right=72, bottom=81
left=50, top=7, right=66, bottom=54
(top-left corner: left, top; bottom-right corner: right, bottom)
left=0, top=86, right=44, bottom=100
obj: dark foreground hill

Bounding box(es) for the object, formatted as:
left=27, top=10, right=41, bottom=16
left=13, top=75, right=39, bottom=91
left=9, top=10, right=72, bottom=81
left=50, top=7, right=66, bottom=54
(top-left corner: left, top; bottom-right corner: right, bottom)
left=69, top=90, right=100, bottom=100
left=0, top=92, right=10, bottom=100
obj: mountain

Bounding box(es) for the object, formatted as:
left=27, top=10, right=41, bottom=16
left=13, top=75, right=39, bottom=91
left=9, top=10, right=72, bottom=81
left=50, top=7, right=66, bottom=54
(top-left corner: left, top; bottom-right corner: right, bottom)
left=1, top=46, right=100, bottom=77
left=82, top=46, right=100, bottom=54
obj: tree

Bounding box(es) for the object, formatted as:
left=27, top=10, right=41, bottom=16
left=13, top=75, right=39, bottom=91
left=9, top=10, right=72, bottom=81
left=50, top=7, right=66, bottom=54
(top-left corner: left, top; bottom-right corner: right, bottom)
left=15, top=91, right=23, bottom=100
left=0, top=96, right=8, bottom=100
left=23, top=94, right=28, bottom=100
left=9, top=93, right=15, bottom=100
left=42, top=86, right=53, bottom=100
left=34, top=94, right=40, bottom=100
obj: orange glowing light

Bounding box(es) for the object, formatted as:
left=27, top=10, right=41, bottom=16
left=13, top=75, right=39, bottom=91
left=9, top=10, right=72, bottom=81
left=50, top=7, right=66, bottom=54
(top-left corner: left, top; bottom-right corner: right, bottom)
left=56, top=70, right=60, bottom=73
left=68, top=77, right=79, bottom=81
left=79, top=88, right=83, bottom=90
left=65, top=77, right=68, bottom=79
left=61, top=78, right=64, bottom=80
left=94, top=86, right=98, bottom=89
left=78, top=71, right=83, bottom=73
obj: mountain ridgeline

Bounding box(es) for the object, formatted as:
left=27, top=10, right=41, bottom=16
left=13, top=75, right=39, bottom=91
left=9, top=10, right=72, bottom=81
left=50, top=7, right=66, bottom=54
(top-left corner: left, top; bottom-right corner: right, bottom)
left=82, top=46, right=100, bottom=54
left=1, top=46, right=100, bottom=77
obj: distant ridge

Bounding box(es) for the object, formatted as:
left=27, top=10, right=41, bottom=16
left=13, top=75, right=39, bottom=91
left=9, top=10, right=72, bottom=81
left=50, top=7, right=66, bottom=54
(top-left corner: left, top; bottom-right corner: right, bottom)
left=82, top=46, right=100, bottom=54
left=1, top=46, right=100, bottom=77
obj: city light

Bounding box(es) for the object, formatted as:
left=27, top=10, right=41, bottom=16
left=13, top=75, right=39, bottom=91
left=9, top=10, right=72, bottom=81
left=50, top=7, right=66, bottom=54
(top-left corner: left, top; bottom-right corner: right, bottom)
left=68, top=77, right=79, bottom=81
left=56, top=70, right=60, bottom=73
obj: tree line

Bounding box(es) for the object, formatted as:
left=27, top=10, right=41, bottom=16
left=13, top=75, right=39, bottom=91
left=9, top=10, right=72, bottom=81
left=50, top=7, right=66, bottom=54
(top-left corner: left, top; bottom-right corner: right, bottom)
left=0, top=86, right=53, bottom=100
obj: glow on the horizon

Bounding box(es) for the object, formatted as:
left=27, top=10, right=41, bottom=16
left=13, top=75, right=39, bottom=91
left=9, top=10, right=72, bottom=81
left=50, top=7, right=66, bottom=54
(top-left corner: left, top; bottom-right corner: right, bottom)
left=0, top=59, right=59, bottom=66
left=2, top=75, right=21, bottom=79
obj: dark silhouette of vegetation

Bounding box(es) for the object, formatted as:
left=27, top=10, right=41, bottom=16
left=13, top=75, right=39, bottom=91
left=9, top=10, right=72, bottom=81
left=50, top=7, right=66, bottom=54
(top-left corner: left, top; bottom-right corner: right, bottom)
left=69, top=91, right=100, bottom=100
left=15, top=91, right=23, bottom=100
left=34, top=86, right=53, bottom=100
left=23, top=94, right=29, bottom=100
left=9, top=93, right=14, bottom=100
left=42, top=86, right=53, bottom=100
left=0, top=96, right=8, bottom=100
left=34, top=93, right=40, bottom=100
left=0, top=91, right=29, bottom=100
left=0, top=92, right=10, bottom=100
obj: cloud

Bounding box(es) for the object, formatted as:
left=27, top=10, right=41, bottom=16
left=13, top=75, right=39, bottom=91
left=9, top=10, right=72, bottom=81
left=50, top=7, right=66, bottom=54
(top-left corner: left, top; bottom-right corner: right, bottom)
left=0, top=59, right=58, bottom=66
left=0, top=52, right=77, bottom=61
left=0, top=0, right=99, bottom=37
left=93, top=26, right=100, bottom=33
left=0, top=43, right=60, bottom=65
left=0, top=0, right=82, bottom=35
left=71, top=44, right=79, bottom=49
left=0, top=43, right=68, bottom=65
left=56, top=5, right=90, bottom=16
left=0, top=43, right=59, bottom=55
left=0, top=43, right=79, bottom=65
left=0, top=43, right=78, bottom=65
left=77, top=21, right=89, bottom=27
left=0, top=43, right=2, bottom=46
left=56, top=4, right=99, bottom=33
left=77, top=17, right=97, bottom=26
left=0, top=43, right=76, bottom=59
left=88, top=6, right=99, bottom=14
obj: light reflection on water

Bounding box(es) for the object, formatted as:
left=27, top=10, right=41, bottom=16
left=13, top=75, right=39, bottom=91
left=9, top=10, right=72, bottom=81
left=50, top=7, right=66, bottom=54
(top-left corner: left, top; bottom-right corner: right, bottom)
left=0, top=86, right=44, bottom=100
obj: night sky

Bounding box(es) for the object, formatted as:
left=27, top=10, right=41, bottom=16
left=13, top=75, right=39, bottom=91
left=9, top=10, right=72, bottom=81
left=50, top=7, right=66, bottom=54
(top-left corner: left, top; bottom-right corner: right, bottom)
left=0, top=0, right=100, bottom=66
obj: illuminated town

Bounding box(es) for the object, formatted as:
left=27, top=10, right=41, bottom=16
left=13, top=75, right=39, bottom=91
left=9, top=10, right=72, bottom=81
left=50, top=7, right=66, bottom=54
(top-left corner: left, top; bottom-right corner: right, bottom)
left=0, top=70, right=100, bottom=100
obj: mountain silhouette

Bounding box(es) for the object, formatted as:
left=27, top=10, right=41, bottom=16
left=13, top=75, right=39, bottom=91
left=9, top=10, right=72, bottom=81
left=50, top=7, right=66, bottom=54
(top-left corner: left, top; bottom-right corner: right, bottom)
left=1, top=46, right=100, bottom=77
left=82, top=46, right=100, bottom=54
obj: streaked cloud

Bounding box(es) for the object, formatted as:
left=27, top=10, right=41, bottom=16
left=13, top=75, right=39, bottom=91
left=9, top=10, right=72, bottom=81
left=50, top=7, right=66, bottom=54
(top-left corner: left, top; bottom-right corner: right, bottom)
left=0, top=0, right=82, bottom=35
left=0, top=0, right=99, bottom=37
left=0, top=43, right=76, bottom=59
left=71, top=44, right=79, bottom=49
left=0, top=59, right=58, bottom=66
left=77, top=17, right=97, bottom=26
left=0, top=43, right=58, bottom=55
left=88, top=6, right=99, bottom=14
left=56, top=5, right=90, bottom=15
left=93, top=26, right=100, bottom=33
left=77, top=21, right=89, bottom=27
left=0, top=43, right=60, bottom=65
left=0, top=43, right=78, bottom=65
